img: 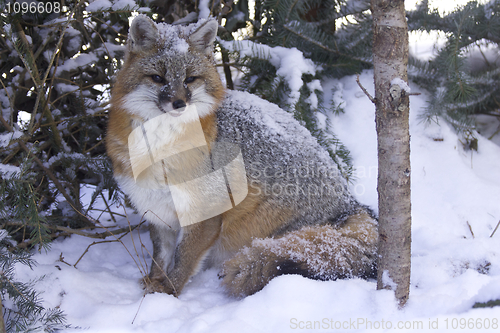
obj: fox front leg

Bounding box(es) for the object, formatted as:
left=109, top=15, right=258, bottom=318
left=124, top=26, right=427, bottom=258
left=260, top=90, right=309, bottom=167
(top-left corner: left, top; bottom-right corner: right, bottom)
left=143, top=223, right=179, bottom=294
left=159, top=216, right=222, bottom=296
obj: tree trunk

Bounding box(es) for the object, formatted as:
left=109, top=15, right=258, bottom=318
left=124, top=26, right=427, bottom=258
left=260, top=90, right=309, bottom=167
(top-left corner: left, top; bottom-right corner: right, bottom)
left=0, top=296, right=6, bottom=333
left=371, top=0, right=412, bottom=307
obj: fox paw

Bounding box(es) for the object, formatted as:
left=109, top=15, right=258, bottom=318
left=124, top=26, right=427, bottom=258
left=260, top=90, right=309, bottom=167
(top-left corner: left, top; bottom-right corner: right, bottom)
left=141, top=276, right=177, bottom=296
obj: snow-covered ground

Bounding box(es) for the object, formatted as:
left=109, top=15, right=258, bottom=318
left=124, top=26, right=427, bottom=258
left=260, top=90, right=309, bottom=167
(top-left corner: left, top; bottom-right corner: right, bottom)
left=14, top=69, right=500, bottom=332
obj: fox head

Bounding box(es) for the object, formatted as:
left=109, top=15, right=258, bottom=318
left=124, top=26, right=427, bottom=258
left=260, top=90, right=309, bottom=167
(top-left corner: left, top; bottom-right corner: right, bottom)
left=112, top=16, right=225, bottom=122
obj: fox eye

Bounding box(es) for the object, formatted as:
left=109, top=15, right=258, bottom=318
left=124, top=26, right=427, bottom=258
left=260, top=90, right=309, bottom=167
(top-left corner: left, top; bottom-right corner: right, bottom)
left=184, top=76, right=197, bottom=84
left=151, top=75, right=165, bottom=84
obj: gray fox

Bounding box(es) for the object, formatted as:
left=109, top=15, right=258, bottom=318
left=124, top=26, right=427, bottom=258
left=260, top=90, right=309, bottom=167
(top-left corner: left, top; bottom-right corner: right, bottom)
left=106, top=15, right=378, bottom=297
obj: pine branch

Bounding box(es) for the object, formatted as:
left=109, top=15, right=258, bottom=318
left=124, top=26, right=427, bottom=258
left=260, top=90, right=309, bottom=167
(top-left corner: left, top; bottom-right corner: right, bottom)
left=407, top=0, right=500, bottom=137
left=17, top=141, right=81, bottom=214
left=0, top=232, right=67, bottom=331
left=304, top=0, right=371, bottom=27
left=3, top=220, right=143, bottom=242
left=10, top=21, right=62, bottom=148
left=283, top=22, right=372, bottom=65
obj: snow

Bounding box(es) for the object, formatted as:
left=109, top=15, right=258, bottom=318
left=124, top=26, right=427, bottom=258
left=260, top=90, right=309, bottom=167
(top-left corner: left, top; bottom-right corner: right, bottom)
left=0, top=163, right=21, bottom=179
left=305, top=79, right=323, bottom=109
left=198, top=0, right=211, bottom=20
left=64, top=27, right=82, bottom=54
left=152, top=19, right=202, bottom=54
left=24, top=35, right=32, bottom=45
left=56, top=83, right=79, bottom=94
left=85, top=0, right=140, bottom=12
left=86, top=0, right=113, bottom=12
left=53, top=53, right=99, bottom=76
left=381, top=270, right=398, bottom=290
left=13, top=68, right=500, bottom=332
left=99, top=42, right=127, bottom=58
left=391, top=77, right=411, bottom=93
left=0, top=229, right=8, bottom=242
left=485, top=0, right=496, bottom=19
left=0, top=130, right=22, bottom=148
left=112, top=0, right=137, bottom=11
left=173, top=38, right=189, bottom=54
left=221, top=40, right=317, bottom=105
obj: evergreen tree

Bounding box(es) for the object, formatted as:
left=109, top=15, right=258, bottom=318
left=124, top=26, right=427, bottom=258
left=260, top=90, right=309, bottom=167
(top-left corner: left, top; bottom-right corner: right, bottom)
left=0, top=231, right=66, bottom=332
left=0, top=0, right=133, bottom=242
left=407, top=0, right=500, bottom=145
left=0, top=0, right=145, bottom=329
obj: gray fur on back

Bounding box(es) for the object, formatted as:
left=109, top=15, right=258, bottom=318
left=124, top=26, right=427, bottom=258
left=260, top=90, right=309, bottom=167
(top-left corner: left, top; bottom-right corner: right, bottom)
left=215, top=90, right=361, bottom=235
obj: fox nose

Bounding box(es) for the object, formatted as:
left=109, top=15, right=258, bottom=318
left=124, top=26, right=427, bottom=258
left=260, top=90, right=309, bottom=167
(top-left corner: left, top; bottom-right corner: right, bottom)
left=172, top=99, right=186, bottom=109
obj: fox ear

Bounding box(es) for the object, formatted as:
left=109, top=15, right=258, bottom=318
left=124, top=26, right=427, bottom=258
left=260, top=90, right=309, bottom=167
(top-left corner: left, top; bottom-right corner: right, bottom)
left=189, top=20, right=218, bottom=57
left=129, top=15, right=158, bottom=53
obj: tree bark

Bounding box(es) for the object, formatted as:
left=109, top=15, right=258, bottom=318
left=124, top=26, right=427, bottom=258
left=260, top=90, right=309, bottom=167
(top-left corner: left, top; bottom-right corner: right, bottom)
left=371, top=0, right=412, bottom=307
left=0, top=296, right=6, bottom=333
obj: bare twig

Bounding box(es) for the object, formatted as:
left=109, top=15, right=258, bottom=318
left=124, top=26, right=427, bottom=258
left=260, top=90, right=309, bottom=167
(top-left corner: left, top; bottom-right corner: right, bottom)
left=58, top=253, right=72, bottom=266
left=221, top=48, right=234, bottom=90
left=123, top=207, right=149, bottom=278
left=85, top=207, right=127, bottom=218
left=72, top=218, right=147, bottom=268
left=73, top=229, right=132, bottom=267
left=490, top=220, right=500, bottom=238
left=68, top=202, right=149, bottom=277
left=488, top=124, right=500, bottom=141
left=466, top=221, right=475, bottom=239
left=356, top=74, right=376, bottom=104
left=131, top=295, right=146, bottom=325
left=100, top=193, right=118, bottom=224
left=133, top=209, right=177, bottom=297
left=3, top=220, right=142, bottom=240
left=135, top=221, right=149, bottom=274
left=141, top=249, right=178, bottom=298
left=83, top=140, right=104, bottom=154
left=74, top=240, right=118, bottom=268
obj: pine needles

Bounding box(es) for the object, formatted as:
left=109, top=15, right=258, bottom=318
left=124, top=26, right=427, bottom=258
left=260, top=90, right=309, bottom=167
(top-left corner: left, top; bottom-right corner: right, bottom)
left=0, top=1, right=134, bottom=330
left=0, top=232, right=67, bottom=332
left=408, top=0, right=500, bottom=141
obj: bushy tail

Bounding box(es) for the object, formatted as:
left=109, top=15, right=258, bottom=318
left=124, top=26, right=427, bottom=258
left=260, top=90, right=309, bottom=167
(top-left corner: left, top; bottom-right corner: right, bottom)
left=220, top=212, right=378, bottom=297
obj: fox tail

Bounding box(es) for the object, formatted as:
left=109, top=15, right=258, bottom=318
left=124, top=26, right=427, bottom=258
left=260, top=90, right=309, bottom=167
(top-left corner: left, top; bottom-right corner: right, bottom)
left=220, top=211, right=378, bottom=297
